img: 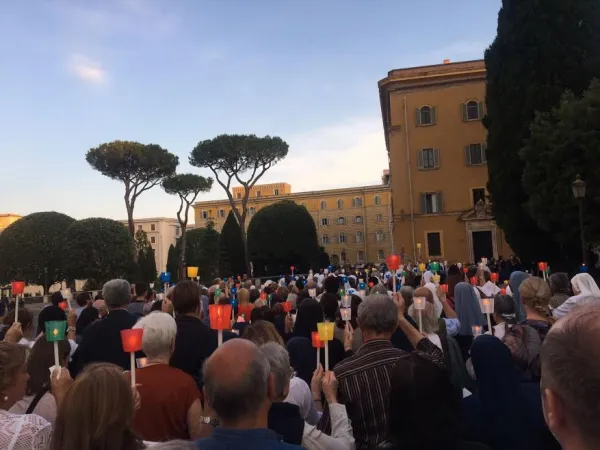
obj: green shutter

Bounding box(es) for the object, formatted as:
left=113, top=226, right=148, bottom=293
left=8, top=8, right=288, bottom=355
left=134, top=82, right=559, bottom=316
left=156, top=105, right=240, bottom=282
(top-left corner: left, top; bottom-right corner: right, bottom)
left=417, top=150, right=424, bottom=169
left=433, top=148, right=440, bottom=168
left=431, top=106, right=437, bottom=124
left=420, top=194, right=427, bottom=213
left=415, top=108, right=421, bottom=126
left=437, top=192, right=444, bottom=213
left=461, top=103, right=467, bottom=121
left=482, top=142, right=488, bottom=163
left=465, top=145, right=471, bottom=165
left=478, top=101, right=485, bottom=119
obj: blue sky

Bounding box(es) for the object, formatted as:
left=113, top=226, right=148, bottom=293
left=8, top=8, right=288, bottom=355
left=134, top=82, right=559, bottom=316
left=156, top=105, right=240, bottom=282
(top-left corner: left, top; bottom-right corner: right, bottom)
left=0, top=0, right=501, bottom=221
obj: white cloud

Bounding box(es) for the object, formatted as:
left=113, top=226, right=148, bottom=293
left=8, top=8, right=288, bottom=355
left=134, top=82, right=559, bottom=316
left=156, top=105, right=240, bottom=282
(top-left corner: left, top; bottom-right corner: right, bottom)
left=68, top=54, right=107, bottom=84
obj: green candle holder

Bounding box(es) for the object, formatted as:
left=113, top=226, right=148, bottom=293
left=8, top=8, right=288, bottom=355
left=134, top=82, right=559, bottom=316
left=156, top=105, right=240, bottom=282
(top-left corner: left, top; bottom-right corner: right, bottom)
left=45, top=320, right=67, bottom=342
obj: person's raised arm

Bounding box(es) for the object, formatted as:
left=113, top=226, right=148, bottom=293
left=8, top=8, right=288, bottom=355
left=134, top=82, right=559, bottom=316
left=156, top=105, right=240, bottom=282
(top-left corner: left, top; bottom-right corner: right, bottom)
left=436, top=286, right=457, bottom=319
left=393, top=293, right=426, bottom=349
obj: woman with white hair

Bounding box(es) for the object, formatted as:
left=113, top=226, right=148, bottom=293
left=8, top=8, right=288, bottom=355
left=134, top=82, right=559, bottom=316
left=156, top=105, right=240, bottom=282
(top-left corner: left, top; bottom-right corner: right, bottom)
left=553, top=273, right=600, bottom=319
left=129, top=312, right=211, bottom=442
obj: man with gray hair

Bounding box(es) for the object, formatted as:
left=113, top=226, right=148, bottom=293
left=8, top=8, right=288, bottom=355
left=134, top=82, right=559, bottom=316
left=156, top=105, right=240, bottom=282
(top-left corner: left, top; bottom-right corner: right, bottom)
left=71, top=279, right=137, bottom=375
left=317, top=293, right=445, bottom=449
left=197, top=339, right=302, bottom=449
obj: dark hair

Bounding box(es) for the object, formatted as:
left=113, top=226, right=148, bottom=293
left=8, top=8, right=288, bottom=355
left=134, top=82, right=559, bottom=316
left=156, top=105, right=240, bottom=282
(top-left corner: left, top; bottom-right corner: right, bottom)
left=94, top=293, right=104, bottom=301
left=134, top=282, right=148, bottom=297
left=76, top=292, right=91, bottom=308
left=494, top=294, right=517, bottom=326
left=548, top=272, right=570, bottom=296
left=293, top=299, right=324, bottom=340
left=447, top=264, right=460, bottom=276
left=0, top=342, right=27, bottom=395
left=466, top=265, right=478, bottom=279
left=250, top=306, right=274, bottom=324
left=323, top=276, right=340, bottom=295
left=386, top=353, right=460, bottom=449
left=27, top=334, right=70, bottom=396
left=171, top=281, right=200, bottom=314
left=150, top=300, right=163, bottom=312
left=3, top=307, right=33, bottom=333
left=37, top=306, right=66, bottom=336
left=51, top=292, right=63, bottom=306
left=320, top=293, right=338, bottom=322
left=541, top=303, right=600, bottom=446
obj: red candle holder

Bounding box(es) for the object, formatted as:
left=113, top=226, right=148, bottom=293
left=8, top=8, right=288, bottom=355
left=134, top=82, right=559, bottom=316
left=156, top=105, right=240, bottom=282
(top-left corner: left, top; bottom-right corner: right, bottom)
left=282, top=302, right=292, bottom=313
left=311, top=331, right=324, bottom=348
left=386, top=255, right=401, bottom=271
left=238, top=304, right=254, bottom=319
left=260, top=292, right=267, bottom=301
left=500, top=288, right=507, bottom=295
left=470, top=276, right=478, bottom=286
left=59, top=301, right=68, bottom=311
left=490, top=272, right=499, bottom=283
left=11, top=281, right=25, bottom=295
left=441, top=284, right=449, bottom=293
left=290, top=266, right=295, bottom=272
left=538, top=262, right=548, bottom=272
left=463, top=267, right=469, bottom=274
left=209, top=304, right=233, bottom=330
left=121, top=329, right=143, bottom=353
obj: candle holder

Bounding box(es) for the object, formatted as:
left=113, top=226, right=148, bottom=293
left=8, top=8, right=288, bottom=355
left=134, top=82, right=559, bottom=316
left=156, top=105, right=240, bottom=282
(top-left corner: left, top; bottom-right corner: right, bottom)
left=342, top=295, right=351, bottom=308
left=413, top=296, right=426, bottom=333
left=121, top=329, right=144, bottom=387
left=187, top=266, right=199, bottom=279
left=479, top=297, right=494, bottom=335
left=11, top=281, right=25, bottom=322
left=418, top=263, right=426, bottom=273
left=470, top=276, right=478, bottom=286
left=472, top=325, right=482, bottom=337
left=282, top=302, right=292, bottom=313
left=490, top=272, right=499, bottom=284
left=500, top=288, right=507, bottom=295
left=317, top=322, right=335, bottom=371
left=441, top=284, right=448, bottom=294
left=311, top=331, right=324, bottom=368
left=340, top=307, right=351, bottom=321
left=46, top=320, right=67, bottom=375
left=209, top=304, right=233, bottom=346
left=432, top=274, right=441, bottom=285
left=60, top=288, right=72, bottom=310
left=537, top=262, right=548, bottom=281
left=238, top=303, right=253, bottom=320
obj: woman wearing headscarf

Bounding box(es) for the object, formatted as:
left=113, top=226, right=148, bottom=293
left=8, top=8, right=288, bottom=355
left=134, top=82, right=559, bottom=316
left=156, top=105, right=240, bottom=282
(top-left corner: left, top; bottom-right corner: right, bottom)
left=461, top=335, right=559, bottom=450
left=453, top=282, right=486, bottom=361
left=553, top=273, right=600, bottom=319
left=509, top=271, right=529, bottom=323
left=548, top=273, right=570, bottom=310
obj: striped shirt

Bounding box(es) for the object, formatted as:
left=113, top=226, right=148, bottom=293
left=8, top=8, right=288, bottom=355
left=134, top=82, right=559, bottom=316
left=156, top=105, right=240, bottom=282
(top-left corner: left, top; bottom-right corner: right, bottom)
left=317, top=338, right=444, bottom=449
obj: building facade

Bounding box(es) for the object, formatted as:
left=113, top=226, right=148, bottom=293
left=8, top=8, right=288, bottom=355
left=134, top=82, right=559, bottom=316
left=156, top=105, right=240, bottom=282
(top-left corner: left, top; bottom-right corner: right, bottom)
left=193, top=173, right=393, bottom=265
left=118, top=217, right=188, bottom=272
left=378, top=59, right=511, bottom=264
left=0, top=214, right=22, bottom=232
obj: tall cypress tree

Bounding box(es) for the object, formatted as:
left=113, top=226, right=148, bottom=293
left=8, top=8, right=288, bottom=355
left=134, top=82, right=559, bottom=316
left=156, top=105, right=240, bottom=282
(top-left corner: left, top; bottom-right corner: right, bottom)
left=219, top=211, right=246, bottom=278
left=484, top=0, right=600, bottom=267
left=166, top=244, right=179, bottom=283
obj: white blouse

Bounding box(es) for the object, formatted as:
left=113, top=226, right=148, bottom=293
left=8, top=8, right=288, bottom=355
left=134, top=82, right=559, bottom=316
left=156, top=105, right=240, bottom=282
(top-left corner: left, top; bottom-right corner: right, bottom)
left=302, top=403, right=355, bottom=450
left=0, top=409, right=52, bottom=450
left=284, top=377, right=321, bottom=426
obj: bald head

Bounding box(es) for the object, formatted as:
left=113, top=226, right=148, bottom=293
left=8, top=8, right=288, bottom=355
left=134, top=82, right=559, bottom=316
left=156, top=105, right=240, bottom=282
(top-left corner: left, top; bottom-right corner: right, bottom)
left=203, top=339, right=270, bottom=423
left=541, top=303, right=600, bottom=447
left=414, top=287, right=434, bottom=305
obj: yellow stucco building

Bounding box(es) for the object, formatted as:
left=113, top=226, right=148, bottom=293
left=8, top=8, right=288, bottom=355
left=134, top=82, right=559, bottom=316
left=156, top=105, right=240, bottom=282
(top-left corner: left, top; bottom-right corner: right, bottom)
left=193, top=173, right=393, bottom=265
left=0, top=214, right=22, bottom=232
left=379, top=59, right=511, bottom=264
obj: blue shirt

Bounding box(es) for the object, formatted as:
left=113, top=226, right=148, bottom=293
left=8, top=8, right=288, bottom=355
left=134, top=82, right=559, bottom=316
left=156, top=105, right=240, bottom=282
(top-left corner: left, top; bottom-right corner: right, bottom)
left=196, top=427, right=303, bottom=449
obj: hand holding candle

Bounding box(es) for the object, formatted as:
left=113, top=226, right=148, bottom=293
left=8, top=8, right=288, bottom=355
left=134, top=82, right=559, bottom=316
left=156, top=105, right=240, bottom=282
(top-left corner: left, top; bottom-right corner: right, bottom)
left=121, top=328, right=143, bottom=387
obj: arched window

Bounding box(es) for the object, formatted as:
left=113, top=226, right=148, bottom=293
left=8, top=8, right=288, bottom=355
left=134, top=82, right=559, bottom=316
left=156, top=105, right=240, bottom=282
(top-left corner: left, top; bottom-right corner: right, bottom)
left=419, top=106, right=432, bottom=125
left=201, top=210, right=208, bottom=220
left=321, top=218, right=329, bottom=226
left=352, top=197, right=363, bottom=208
left=337, top=217, right=345, bottom=225
left=337, top=199, right=344, bottom=209
left=320, top=200, right=327, bottom=210
left=376, top=230, right=384, bottom=242
left=339, top=232, right=346, bottom=243
left=322, top=234, right=329, bottom=245
left=356, top=231, right=364, bottom=242
left=249, top=207, right=256, bottom=217
left=355, top=216, right=363, bottom=224
left=378, top=249, right=385, bottom=260
left=466, top=100, right=480, bottom=121
left=374, top=195, right=381, bottom=206
left=357, top=250, right=364, bottom=262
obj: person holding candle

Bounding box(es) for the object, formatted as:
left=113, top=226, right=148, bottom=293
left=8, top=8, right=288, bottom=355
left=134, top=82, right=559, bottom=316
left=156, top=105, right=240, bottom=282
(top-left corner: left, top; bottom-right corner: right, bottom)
left=553, top=273, right=600, bottom=320
left=334, top=294, right=363, bottom=353
left=1, top=307, right=34, bottom=346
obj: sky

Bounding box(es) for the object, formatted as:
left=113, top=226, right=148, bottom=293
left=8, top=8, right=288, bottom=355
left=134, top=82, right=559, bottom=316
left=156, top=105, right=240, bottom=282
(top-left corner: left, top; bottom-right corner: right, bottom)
left=0, top=0, right=502, bottom=222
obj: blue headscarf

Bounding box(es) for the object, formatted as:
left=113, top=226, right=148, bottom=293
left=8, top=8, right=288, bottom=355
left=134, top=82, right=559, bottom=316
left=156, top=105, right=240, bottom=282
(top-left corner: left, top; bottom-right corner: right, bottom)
left=509, top=271, right=529, bottom=323
left=453, top=282, right=486, bottom=335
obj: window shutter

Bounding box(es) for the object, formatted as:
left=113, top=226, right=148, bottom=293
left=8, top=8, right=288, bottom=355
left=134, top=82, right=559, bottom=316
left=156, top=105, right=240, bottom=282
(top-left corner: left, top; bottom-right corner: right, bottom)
left=461, top=103, right=467, bottom=121
left=415, top=108, right=421, bottom=126
left=433, top=148, right=440, bottom=168
left=437, top=192, right=444, bottom=213
left=482, top=142, right=488, bottom=163
left=417, top=150, right=424, bottom=169
left=420, top=193, right=427, bottom=213
left=465, top=145, right=471, bottom=165
left=478, top=101, right=484, bottom=119
left=431, top=106, right=437, bottom=124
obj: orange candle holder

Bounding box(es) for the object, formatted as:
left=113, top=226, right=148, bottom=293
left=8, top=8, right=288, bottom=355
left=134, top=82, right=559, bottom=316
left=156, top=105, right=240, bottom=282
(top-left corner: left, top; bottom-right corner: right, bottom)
left=538, top=262, right=548, bottom=272
left=311, top=331, right=324, bottom=348
left=282, top=302, right=292, bottom=313
left=209, top=304, right=233, bottom=330
left=187, top=266, right=199, bottom=278
left=386, top=255, right=401, bottom=271
left=11, top=281, right=25, bottom=295
left=238, top=303, right=254, bottom=320
left=317, top=322, right=335, bottom=342
left=470, top=276, right=478, bottom=286
left=490, top=272, right=499, bottom=283
left=121, top=329, right=143, bottom=353
left=441, top=284, right=449, bottom=294
left=500, top=288, right=507, bottom=295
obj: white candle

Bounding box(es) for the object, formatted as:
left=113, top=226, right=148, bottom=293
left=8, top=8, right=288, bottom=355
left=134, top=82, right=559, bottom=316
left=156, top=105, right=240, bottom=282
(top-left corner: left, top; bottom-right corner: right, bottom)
left=14, top=295, right=19, bottom=323
left=53, top=341, right=60, bottom=370
left=316, top=347, right=320, bottom=367
left=218, top=329, right=223, bottom=347
left=324, top=341, right=329, bottom=371
left=130, top=352, right=136, bottom=387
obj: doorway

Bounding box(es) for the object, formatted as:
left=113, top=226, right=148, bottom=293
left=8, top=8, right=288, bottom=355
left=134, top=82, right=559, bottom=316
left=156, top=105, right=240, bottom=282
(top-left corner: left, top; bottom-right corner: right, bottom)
left=472, top=230, right=493, bottom=263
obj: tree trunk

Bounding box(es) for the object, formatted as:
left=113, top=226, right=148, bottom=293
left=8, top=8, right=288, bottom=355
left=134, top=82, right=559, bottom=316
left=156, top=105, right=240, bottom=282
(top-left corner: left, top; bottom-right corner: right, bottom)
left=239, top=220, right=251, bottom=276
left=126, top=199, right=137, bottom=263
left=179, top=225, right=187, bottom=281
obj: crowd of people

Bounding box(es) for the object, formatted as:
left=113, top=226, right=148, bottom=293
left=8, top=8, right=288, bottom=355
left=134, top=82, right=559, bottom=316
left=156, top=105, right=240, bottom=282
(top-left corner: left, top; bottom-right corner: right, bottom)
left=1, top=262, right=600, bottom=450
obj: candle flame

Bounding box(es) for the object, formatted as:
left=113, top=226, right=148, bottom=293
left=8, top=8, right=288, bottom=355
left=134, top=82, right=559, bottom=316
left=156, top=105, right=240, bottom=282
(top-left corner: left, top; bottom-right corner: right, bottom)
left=53, top=329, right=58, bottom=336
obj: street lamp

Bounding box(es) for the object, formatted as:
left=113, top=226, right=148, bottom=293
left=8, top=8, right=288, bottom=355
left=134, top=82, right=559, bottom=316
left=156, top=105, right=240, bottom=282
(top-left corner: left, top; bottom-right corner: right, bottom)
left=572, top=175, right=587, bottom=265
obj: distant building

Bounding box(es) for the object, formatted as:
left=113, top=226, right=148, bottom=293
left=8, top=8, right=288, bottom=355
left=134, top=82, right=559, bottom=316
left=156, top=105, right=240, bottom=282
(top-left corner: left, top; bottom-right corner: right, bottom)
left=0, top=213, right=22, bottom=232
left=193, top=172, right=393, bottom=265
left=378, top=59, right=511, bottom=263
left=119, top=217, right=189, bottom=272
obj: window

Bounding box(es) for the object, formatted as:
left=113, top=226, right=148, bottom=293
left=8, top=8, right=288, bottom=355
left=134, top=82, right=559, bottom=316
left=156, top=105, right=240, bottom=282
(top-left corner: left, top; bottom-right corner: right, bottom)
left=320, top=200, right=327, bottom=210
left=420, top=192, right=443, bottom=214
left=249, top=207, right=256, bottom=216
left=356, top=231, right=364, bottom=242
left=337, top=217, right=345, bottom=225
left=322, top=234, right=330, bottom=245
left=374, top=195, right=381, bottom=206
left=355, top=215, right=363, bottom=224
left=339, top=232, right=347, bottom=243
left=427, top=232, right=442, bottom=257
left=150, top=224, right=156, bottom=231
left=137, top=225, right=142, bottom=231
left=321, top=218, right=329, bottom=226
left=357, top=250, right=365, bottom=262
left=472, top=188, right=486, bottom=207
left=218, top=209, right=225, bottom=218
left=352, top=197, right=362, bottom=208
left=236, top=193, right=242, bottom=199
left=274, top=189, right=279, bottom=196
left=150, top=236, right=156, bottom=244
left=376, top=230, right=385, bottom=242
left=337, top=199, right=343, bottom=209
left=201, top=211, right=208, bottom=220
left=465, top=143, right=487, bottom=165
left=256, top=191, right=261, bottom=198
left=378, top=249, right=385, bottom=260
left=417, top=105, right=436, bottom=126
left=463, top=100, right=484, bottom=121
left=376, top=213, right=383, bottom=222
left=417, top=148, right=440, bottom=170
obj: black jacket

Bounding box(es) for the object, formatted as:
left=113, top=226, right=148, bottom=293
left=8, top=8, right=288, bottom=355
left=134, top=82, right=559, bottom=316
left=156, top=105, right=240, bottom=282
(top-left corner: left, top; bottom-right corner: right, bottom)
left=268, top=402, right=305, bottom=445
left=170, top=315, right=237, bottom=390
left=70, top=309, right=138, bottom=376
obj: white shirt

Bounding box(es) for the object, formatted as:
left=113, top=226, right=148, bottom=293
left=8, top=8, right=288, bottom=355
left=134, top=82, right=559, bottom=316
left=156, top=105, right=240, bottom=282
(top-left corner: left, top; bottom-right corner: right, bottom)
left=302, top=403, right=355, bottom=450
left=284, top=377, right=321, bottom=426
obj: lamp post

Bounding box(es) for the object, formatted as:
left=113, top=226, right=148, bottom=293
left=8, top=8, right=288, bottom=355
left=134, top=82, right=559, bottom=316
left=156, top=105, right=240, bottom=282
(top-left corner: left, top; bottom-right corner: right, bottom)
left=572, top=175, right=587, bottom=265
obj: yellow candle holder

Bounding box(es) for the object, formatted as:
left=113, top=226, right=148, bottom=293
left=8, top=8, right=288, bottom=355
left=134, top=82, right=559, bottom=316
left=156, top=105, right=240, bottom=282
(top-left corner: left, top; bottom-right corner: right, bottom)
left=317, top=322, right=335, bottom=341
